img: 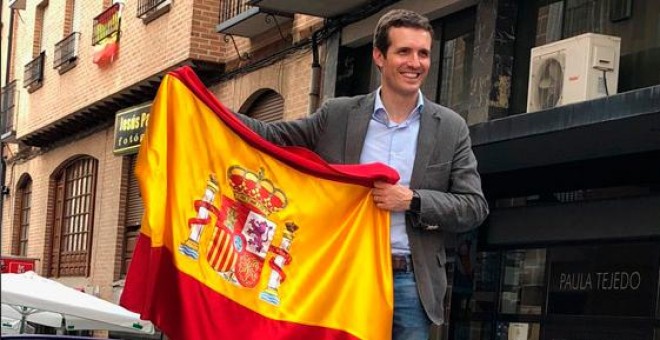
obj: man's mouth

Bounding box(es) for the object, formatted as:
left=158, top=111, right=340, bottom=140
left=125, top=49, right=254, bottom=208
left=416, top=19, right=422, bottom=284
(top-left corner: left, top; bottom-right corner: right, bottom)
left=401, top=72, right=421, bottom=79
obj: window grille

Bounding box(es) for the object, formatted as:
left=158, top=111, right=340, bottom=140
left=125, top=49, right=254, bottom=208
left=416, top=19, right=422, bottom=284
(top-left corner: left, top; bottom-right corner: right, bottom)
left=54, top=32, right=80, bottom=69
left=0, top=81, right=17, bottom=135
left=24, top=52, right=45, bottom=88
left=137, top=0, right=168, bottom=18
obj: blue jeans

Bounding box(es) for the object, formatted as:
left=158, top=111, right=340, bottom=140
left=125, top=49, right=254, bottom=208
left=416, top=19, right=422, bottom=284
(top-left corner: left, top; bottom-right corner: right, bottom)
left=392, top=272, right=431, bottom=340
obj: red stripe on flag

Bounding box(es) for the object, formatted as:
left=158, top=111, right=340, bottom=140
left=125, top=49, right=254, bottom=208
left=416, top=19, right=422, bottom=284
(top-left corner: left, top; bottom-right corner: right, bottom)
left=121, top=234, right=360, bottom=340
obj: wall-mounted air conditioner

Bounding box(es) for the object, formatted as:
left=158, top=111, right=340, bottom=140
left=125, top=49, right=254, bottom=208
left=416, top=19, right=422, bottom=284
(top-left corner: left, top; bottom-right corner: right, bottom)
left=527, top=33, right=621, bottom=112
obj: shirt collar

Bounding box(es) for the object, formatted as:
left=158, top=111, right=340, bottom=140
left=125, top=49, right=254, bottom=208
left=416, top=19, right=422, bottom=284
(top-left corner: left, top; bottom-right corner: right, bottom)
left=373, top=87, right=424, bottom=125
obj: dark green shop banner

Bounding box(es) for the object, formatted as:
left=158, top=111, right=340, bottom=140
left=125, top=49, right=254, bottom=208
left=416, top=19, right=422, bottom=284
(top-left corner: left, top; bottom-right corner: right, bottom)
left=113, top=103, right=151, bottom=155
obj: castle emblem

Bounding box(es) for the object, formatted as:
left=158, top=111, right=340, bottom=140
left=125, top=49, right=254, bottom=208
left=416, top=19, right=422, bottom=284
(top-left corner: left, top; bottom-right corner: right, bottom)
left=179, top=166, right=299, bottom=305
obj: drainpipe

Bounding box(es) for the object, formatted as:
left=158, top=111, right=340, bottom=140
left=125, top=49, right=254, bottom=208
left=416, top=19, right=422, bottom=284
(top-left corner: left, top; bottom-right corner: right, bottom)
left=308, top=29, right=322, bottom=114
left=1, top=7, right=16, bottom=231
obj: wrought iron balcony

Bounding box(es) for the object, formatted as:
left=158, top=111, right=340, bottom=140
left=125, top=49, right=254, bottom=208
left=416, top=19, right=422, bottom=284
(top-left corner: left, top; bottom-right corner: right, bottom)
left=249, top=0, right=373, bottom=18
left=137, top=0, right=171, bottom=23
left=93, top=3, right=121, bottom=46
left=54, top=32, right=80, bottom=72
left=24, top=52, right=45, bottom=90
left=1, top=81, right=17, bottom=140
left=217, top=0, right=292, bottom=38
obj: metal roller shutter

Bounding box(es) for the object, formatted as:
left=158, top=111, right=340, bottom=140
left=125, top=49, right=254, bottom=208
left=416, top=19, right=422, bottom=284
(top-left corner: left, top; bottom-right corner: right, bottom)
left=247, top=90, right=284, bottom=122
left=126, top=155, right=144, bottom=227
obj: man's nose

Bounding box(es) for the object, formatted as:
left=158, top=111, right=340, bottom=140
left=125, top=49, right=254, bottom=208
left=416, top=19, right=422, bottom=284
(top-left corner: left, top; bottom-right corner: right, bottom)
left=407, top=54, right=422, bottom=68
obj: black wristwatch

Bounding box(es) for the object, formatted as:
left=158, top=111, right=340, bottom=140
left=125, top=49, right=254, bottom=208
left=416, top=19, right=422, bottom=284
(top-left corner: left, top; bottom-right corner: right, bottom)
left=408, top=190, right=421, bottom=213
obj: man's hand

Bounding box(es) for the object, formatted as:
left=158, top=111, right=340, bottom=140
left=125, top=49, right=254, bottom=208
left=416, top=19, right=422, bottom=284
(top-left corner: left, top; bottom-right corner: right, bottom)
left=372, top=181, right=414, bottom=212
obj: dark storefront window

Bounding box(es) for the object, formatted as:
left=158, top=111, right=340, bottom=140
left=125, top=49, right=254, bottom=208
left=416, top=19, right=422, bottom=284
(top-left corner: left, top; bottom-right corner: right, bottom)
left=435, top=8, right=475, bottom=118
left=562, top=0, right=607, bottom=37
left=452, top=320, right=494, bottom=340
left=501, top=249, right=546, bottom=315
left=450, top=248, right=500, bottom=340
left=448, top=241, right=659, bottom=339
left=496, top=322, right=540, bottom=340
left=335, top=43, right=377, bottom=97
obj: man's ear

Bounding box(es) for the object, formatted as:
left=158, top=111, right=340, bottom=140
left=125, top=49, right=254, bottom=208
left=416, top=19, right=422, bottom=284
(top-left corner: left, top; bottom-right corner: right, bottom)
left=373, top=47, right=385, bottom=69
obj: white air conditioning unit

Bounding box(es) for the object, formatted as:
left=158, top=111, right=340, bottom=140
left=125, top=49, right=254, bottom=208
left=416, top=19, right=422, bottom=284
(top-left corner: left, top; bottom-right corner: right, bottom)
left=527, top=33, right=621, bottom=112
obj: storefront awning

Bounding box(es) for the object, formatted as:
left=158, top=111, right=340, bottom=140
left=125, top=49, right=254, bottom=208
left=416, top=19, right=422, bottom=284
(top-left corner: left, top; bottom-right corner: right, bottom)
left=470, top=85, right=660, bottom=174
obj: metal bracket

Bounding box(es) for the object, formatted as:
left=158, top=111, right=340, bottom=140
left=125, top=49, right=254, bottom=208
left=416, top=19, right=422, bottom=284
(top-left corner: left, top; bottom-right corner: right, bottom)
left=265, top=14, right=287, bottom=42
left=224, top=34, right=251, bottom=61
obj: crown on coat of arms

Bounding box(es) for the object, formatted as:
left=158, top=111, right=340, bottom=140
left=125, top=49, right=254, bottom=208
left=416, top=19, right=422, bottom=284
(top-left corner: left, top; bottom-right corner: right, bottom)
left=228, top=166, right=288, bottom=215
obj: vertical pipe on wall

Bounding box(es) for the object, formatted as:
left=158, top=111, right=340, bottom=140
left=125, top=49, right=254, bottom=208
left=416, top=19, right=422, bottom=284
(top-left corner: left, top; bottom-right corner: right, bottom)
left=308, top=29, right=322, bottom=114
left=1, top=7, right=16, bottom=230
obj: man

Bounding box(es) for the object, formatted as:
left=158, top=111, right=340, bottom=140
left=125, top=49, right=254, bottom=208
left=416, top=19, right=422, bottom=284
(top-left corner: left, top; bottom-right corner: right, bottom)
left=236, top=9, right=488, bottom=339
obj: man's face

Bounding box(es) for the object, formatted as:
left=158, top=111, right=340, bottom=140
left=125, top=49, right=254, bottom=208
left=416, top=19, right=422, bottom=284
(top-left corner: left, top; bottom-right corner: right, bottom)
left=373, top=26, right=432, bottom=98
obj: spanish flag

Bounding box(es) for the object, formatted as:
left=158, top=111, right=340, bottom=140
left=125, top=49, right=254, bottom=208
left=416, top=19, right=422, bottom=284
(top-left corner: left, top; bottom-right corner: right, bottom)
left=120, top=67, right=400, bottom=340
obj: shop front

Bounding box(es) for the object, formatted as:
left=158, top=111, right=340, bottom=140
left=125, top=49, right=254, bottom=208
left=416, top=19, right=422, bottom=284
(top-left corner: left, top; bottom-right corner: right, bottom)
left=448, top=240, right=659, bottom=340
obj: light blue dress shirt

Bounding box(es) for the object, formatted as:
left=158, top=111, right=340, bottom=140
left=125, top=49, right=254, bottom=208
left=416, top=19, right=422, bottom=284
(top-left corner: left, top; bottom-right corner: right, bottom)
left=359, top=88, right=423, bottom=255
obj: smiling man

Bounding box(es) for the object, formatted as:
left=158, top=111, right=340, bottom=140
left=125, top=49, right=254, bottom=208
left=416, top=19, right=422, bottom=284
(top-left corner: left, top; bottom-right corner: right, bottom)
left=236, top=9, right=488, bottom=339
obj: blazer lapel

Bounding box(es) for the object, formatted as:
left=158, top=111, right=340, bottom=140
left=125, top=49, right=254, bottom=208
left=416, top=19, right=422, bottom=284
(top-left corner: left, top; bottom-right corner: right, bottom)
left=410, top=99, right=442, bottom=188
left=344, top=93, right=375, bottom=164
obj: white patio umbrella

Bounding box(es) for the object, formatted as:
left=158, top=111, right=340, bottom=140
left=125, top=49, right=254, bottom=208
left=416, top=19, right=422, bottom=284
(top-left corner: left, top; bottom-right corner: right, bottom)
left=1, top=271, right=154, bottom=334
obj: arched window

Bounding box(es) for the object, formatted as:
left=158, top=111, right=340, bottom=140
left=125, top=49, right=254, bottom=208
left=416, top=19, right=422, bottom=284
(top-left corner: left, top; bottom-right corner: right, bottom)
left=13, top=175, right=32, bottom=256
left=240, top=89, right=284, bottom=123
left=48, top=156, right=98, bottom=277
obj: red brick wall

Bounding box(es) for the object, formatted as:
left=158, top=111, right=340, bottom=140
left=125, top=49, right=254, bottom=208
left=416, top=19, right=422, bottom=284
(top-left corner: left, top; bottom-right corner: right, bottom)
left=210, top=50, right=314, bottom=120
left=11, top=0, right=229, bottom=139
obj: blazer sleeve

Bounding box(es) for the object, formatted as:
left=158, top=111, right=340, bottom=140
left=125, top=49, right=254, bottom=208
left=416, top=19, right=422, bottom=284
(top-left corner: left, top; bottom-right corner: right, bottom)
left=410, top=121, right=489, bottom=233
left=233, top=101, right=329, bottom=148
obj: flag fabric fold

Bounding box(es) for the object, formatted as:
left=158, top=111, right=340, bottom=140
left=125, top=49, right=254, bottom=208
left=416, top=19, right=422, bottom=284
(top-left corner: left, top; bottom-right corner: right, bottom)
left=120, top=66, right=399, bottom=340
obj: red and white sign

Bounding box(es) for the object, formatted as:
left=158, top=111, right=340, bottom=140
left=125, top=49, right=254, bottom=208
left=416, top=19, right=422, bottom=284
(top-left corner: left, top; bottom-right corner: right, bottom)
left=0, top=256, right=37, bottom=274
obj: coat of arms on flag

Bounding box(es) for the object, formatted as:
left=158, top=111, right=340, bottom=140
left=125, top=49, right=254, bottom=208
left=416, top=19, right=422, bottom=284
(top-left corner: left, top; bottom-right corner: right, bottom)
left=178, top=166, right=297, bottom=305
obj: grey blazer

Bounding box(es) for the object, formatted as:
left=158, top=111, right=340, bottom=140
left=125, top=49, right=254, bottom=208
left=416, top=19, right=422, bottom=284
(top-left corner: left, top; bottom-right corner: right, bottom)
left=237, top=92, right=489, bottom=325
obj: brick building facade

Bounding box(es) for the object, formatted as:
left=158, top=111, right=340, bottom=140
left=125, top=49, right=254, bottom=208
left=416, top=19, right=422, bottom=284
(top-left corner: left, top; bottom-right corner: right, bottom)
left=0, top=0, right=325, bottom=319
left=2, top=0, right=659, bottom=339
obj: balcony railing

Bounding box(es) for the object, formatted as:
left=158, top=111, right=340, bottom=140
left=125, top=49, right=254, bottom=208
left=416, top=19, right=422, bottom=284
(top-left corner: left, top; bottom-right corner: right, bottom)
left=1, top=81, right=17, bottom=138
left=217, top=0, right=293, bottom=37
left=219, top=0, right=252, bottom=23
left=137, top=0, right=170, bottom=19
left=54, top=32, right=80, bottom=69
left=93, top=3, right=121, bottom=46
left=24, top=52, right=45, bottom=89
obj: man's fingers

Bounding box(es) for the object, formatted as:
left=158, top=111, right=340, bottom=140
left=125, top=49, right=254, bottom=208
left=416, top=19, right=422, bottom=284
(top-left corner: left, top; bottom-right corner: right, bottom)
left=373, top=181, right=390, bottom=188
